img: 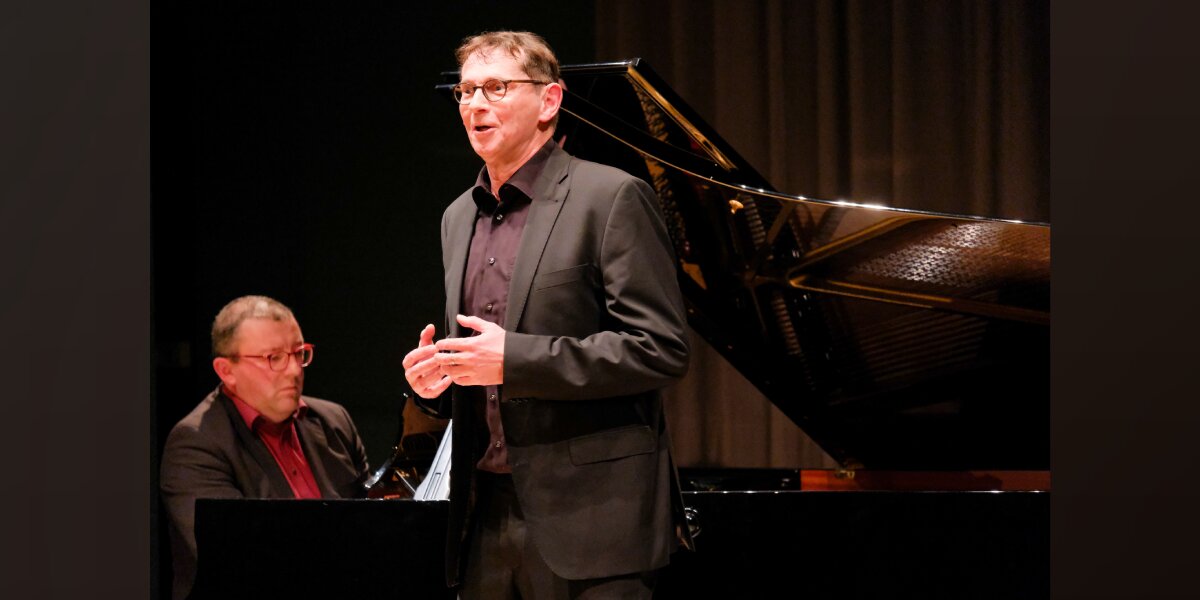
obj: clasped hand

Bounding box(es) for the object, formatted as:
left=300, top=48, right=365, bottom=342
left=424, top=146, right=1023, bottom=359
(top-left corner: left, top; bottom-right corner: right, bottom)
left=402, top=315, right=505, bottom=399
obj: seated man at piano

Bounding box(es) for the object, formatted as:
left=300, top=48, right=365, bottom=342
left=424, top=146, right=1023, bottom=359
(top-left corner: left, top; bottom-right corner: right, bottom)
left=159, top=295, right=369, bottom=600
left=402, top=30, right=692, bottom=600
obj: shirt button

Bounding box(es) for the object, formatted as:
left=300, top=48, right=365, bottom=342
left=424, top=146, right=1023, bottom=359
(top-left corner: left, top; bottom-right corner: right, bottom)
left=489, top=393, right=497, bottom=401
left=488, top=257, right=496, bottom=265
left=495, top=213, right=504, bottom=222
left=494, top=440, right=503, bottom=448
left=485, top=303, right=493, bottom=311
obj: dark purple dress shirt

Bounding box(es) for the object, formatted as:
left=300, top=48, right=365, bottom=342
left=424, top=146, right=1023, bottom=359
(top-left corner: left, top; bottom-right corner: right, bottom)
left=462, top=140, right=556, bottom=473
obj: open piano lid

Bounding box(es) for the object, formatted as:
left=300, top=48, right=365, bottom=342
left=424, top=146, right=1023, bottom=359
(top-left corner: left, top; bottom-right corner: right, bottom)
left=440, top=59, right=1049, bottom=471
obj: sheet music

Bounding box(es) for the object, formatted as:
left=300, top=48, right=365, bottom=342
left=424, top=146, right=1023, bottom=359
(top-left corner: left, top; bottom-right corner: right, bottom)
left=413, top=420, right=452, bottom=501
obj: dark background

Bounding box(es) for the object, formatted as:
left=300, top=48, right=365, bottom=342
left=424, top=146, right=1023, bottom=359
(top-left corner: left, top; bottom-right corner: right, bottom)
left=152, top=1, right=597, bottom=475
left=151, top=3, right=596, bottom=596
left=8, top=0, right=1200, bottom=598
left=151, top=4, right=600, bottom=595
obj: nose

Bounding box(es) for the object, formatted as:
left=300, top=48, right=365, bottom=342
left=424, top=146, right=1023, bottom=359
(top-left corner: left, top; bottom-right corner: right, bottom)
left=466, top=87, right=489, bottom=109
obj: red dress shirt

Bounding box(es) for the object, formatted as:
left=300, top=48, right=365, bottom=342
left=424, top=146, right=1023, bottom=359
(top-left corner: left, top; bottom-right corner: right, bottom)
left=226, top=387, right=323, bottom=499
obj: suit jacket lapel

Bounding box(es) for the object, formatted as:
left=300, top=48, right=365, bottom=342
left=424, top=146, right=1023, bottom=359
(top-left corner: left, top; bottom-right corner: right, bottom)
left=506, top=147, right=571, bottom=330
left=444, top=198, right=476, bottom=338
left=294, top=413, right=336, bottom=496
left=218, top=392, right=293, bottom=497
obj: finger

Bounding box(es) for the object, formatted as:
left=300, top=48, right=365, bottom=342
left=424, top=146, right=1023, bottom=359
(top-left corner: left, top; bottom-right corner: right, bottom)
left=435, top=337, right=471, bottom=353
left=433, top=351, right=467, bottom=367
left=402, top=344, right=438, bottom=370
left=418, top=324, right=436, bottom=347
left=455, top=314, right=490, bottom=333
left=414, top=376, right=450, bottom=398
left=405, top=362, right=441, bottom=389
left=402, top=346, right=430, bottom=370
left=419, top=374, right=453, bottom=397
left=406, top=353, right=444, bottom=380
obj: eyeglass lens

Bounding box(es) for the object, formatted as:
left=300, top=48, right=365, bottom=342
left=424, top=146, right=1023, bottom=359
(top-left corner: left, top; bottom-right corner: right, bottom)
left=267, top=346, right=313, bottom=371
left=454, top=79, right=509, bottom=104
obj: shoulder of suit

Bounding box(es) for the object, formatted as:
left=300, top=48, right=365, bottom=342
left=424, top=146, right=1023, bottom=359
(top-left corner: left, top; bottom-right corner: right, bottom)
left=566, top=155, right=645, bottom=191
left=171, top=388, right=223, bottom=428
left=299, top=394, right=338, bottom=411
left=164, top=389, right=234, bottom=447
left=300, top=395, right=352, bottom=423
left=444, top=186, right=478, bottom=221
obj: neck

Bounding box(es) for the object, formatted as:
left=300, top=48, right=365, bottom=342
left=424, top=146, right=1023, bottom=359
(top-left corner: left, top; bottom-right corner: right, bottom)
left=485, top=132, right=552, bottom=194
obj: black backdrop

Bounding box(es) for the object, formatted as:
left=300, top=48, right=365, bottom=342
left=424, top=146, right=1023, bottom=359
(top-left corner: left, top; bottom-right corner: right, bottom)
left=152, top=1, right=596, bottom=473
left=151, top=4, right=594, bottom=596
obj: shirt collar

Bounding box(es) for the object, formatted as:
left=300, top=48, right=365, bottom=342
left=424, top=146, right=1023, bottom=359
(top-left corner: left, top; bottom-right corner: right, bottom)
left=471, top=138, right=557, bottom=213
left=222, top=384, right=308, bottom=432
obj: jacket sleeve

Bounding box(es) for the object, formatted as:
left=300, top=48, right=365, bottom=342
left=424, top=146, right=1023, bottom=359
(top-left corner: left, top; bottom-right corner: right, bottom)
left=503, top=175, right=690, bottom=400
left=159, top=423, right=246, bottom=568
left=336, top=402, right=371, bottom=479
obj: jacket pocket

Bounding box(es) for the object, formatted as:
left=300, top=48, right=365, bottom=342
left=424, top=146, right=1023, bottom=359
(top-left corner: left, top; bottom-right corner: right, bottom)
left=533, top=264, right=594, bottom=290
left=568, top=425, right=656, bottom=466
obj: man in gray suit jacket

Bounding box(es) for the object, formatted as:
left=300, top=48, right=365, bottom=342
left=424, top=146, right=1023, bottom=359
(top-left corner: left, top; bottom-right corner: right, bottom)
left=160, top=295, right=369, bottom=599
left=403, top=31, right=692, bottom=599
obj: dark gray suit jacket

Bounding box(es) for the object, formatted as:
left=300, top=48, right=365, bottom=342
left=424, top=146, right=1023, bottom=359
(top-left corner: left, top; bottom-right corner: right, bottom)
left=160, top=386, right=369, bottom=599
left=441, top=144, right=692, bottom=585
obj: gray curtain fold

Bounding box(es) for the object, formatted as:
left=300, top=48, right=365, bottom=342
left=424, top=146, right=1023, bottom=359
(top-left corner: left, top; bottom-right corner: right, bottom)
left=595, top=0, right=1049, bottom=468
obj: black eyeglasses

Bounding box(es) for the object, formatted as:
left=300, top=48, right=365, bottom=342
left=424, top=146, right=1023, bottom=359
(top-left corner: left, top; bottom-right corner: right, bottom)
left=230, top=343, right=314, bottom=371
left=452, top=79, right=548, bottom=104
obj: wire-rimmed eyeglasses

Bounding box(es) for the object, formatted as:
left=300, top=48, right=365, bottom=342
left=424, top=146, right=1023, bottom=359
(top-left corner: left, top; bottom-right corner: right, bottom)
left=452, top=79, right=548, bottom=104
left=230, top=343, right=314, bottom=371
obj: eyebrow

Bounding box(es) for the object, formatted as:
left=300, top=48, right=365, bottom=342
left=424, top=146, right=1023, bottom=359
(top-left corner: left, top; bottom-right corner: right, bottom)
left=247, top=341, right=303, bottom=353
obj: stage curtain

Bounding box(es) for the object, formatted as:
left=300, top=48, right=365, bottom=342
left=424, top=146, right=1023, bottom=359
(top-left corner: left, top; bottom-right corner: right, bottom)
left=596, top=0, right=1049, bottom=468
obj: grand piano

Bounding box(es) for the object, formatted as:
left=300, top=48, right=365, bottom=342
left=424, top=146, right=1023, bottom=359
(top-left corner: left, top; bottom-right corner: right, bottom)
left=191, top=59, right=1048, bottom=599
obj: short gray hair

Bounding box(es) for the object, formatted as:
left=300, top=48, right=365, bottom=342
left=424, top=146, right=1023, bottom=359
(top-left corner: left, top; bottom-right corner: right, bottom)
left=456, top=31, right=560, bottom=84
left=211, top=295, right=295, bottom=358
left=456, top=30, right=561, bottom=127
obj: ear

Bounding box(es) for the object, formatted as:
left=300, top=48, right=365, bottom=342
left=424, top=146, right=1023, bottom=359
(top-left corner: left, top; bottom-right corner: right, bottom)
left=539, top=81, right=563, bottom=125
left=213, top=357, right=237, bottom=388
